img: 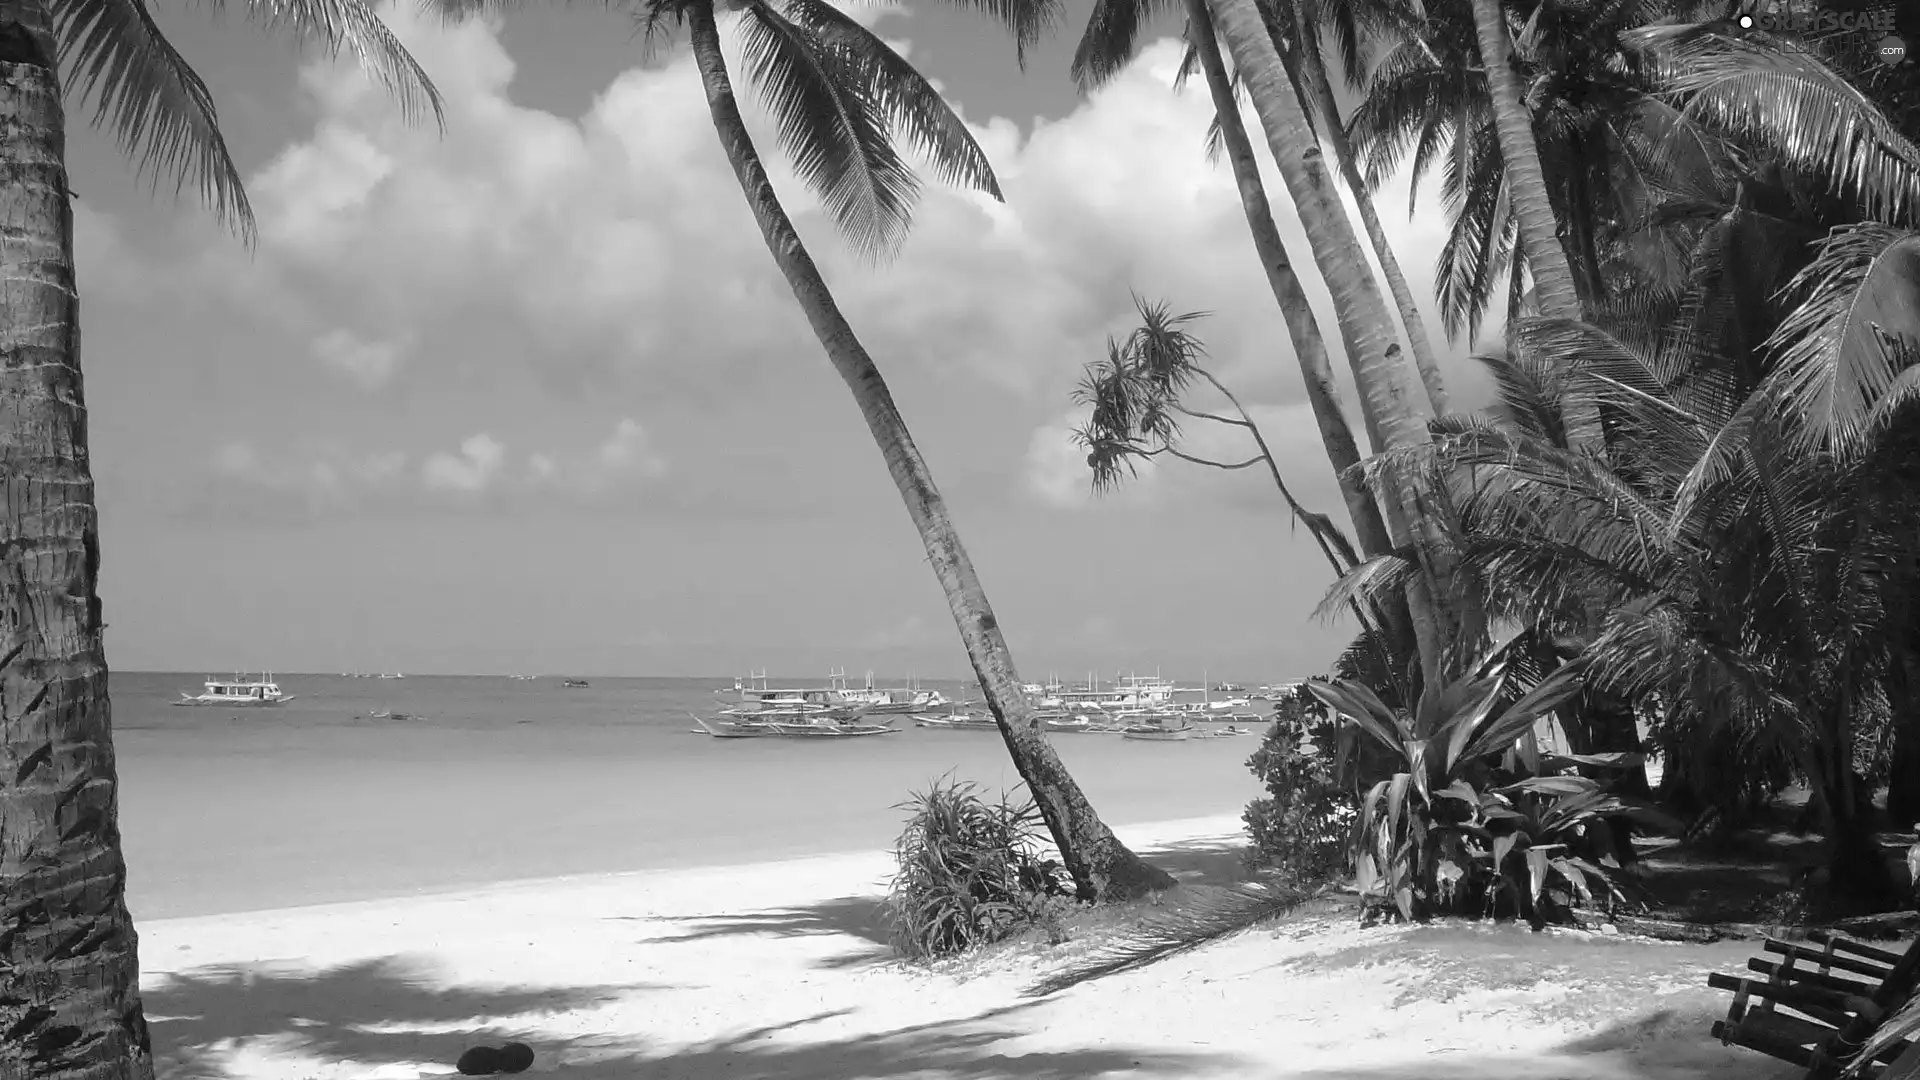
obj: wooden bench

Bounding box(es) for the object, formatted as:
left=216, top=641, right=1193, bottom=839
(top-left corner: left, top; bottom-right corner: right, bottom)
left=1710, top=930, right=1920, bottom=1078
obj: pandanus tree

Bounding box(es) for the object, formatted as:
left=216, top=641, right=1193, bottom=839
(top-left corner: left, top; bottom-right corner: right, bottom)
left=0, top=0, right=439, bottom=1075
left=433, top=0, right=1170, bottom=899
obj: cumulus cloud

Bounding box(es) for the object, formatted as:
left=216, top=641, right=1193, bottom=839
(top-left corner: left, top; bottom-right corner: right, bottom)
left=185, top=1, right=1465, bottom=420
left=202, top=417, right=666, bottom=519
left=311, top=328, right=407, bottom=390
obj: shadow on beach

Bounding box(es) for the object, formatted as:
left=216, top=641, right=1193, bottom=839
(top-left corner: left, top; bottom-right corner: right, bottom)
left=143, top=956, right=1239, bottom=1080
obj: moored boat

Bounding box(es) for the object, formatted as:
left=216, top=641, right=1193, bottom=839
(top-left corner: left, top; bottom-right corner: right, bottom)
left=916, top=711, right=998, bottom=730
left=1123, top=725, right=1194, bottom=741
left=174, top=673, right=294, bottom=707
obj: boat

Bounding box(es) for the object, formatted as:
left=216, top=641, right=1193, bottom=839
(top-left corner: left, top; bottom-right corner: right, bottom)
left=563, top=679, right=590, bottom=688
left=378, top=673, right=405, bottom=680
left=831, top=669, right=950, bottom=714
left=1041, top=713, right=1096, bottom=733
left=690, top=713, right=893, bottom=739
left=916, top=711, right=999, bottom=730
left=1053, top=672, right=1180, bottom=713
left=369, top=710, right=424, bottom=721
left=1213, top=682, right=1246, bottom=693
left=1123, top=725, right=1194, bottom=742
left=174, top=673, right=294, bottom=707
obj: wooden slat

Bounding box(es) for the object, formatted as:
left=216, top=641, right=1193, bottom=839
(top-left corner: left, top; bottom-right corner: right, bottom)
left=1708, top=972, right=1870, bottom=1027
left=1805, top=931, right=1906, bottom=969
left=1763, top=939, right=1899, bottom=981
left=1751, top=958, right=1882, bottom=997
left=1714, top=1019, right=1819, bottom=1069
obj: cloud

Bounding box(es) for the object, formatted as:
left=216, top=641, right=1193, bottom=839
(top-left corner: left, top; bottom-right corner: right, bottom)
left=422, top=434, right=507, bottom=493
left=200, top=418, right=666, bottom=519
left=179, top=2, right=1469, bottom=426
left=311, top=329, right=407, bottom=390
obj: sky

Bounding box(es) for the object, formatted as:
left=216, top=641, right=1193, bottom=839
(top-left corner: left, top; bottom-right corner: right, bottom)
left=76, top=0, right=1494, bottom=679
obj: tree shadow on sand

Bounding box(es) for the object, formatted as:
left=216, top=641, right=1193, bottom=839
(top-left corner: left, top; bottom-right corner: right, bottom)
left=143, top=956, right=653, bottom=1078
left=143, top=957, right=1239, bottom=1080
left=638, top=895, right=893, bottom=969
left=1280, top=1006, right=1799, bottom=1080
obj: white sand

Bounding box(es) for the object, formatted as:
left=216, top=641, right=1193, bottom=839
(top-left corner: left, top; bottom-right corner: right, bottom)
left=141, top=815, right=1794, bottom=1080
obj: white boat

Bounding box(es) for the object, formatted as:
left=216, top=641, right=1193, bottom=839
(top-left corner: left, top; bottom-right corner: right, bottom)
left=1053, top=672, right=1180, bottom=713
left=1123, top=725, right=1194, bottom=742
left=174, top=673, right=294, bottom=707
left=916, top=711, right=999, bottom=730
left=691, top=713, right=894, bottom=739
left=830, top=669, right=949, bottom=714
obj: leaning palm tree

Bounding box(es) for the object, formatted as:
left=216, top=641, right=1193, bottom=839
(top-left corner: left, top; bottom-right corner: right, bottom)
left=0, top=2, right=439, bottom=1076
left=435, top=0, right=1171, bottom=900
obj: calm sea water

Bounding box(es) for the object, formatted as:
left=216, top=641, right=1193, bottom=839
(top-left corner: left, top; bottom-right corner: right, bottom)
left=108, top=672, right=1267, bottom=920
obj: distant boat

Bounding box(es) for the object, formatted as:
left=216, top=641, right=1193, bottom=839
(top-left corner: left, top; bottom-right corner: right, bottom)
left=916, top=711, right=998, bottom=730
left=378, top=673, right=405, bottom=680
left=174, top=673, right=293, bottom=707
left=369, top=710, right=424, bottom=721
left=689, top=713, right=894, bottom=739
left=562, top=679, right=590, bottom=688
left=509, top=675, right=538, bottom=681
left=1123, top=726, right=1194, bottom=742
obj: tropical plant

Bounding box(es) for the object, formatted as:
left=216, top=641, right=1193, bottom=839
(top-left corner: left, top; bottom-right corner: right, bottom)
left=884, top=778, right=1074, bottom=960
left=1307, top=651, right=1668, bottom=921
left=0, top=4, right=439, bottom=1076
left=429, top=0, right=1171, bottom=899
left=1242, top=691, right=1355, bottom=888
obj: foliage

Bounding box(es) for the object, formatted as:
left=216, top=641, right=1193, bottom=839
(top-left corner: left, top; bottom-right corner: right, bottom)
left=883, top=777, right=1074, bottom=960
left=1242, top=693, right=1355, bottom=890
left=1309, top=658, right=1674, bottom=924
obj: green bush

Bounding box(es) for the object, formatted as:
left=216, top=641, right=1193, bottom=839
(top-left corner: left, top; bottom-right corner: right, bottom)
left=883, top=777, right=1074, bottom=960
left=1243, top=693, right=1355, bottom=890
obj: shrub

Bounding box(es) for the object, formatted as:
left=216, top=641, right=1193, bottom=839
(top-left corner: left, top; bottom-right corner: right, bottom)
left=883, top=777, right=1074, bottom=960
left=1243, top=694, right=1354, bottom=890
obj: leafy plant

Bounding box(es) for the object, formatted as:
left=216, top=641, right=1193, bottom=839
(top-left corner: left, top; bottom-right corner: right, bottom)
left=1243, top=693, right=1355, bottom=889
left=1310, top=655, right=1672, bottom=923
left=883, top=777, right=1074, bottom=960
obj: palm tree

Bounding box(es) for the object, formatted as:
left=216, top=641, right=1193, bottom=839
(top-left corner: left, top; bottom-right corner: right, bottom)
left=0, top=1, right=438, bottom=1075
left=498, top=0, right=1165, bottom=899
left=1285, top=0, right=1452, bottom=415
left=1199, top=0, right=1476, bottom=687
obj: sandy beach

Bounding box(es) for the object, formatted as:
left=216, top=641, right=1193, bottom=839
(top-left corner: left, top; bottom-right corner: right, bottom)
left=141, top=814, right=1794, bottom=1080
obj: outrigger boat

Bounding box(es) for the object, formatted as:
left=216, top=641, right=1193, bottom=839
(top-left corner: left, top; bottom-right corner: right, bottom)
left=1121, top=713, right=1195, bottom=741
left=689, top=713, right=895, bottom=739
left=916, top=710, right=998, bottom=730
left=174, top=673, right=294, bottom=707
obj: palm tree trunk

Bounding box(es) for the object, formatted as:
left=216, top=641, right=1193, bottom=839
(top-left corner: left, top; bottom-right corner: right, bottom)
left=1202, top=0, right=1469, bottom=686
left=1465, top=0, right=1603, bottom=451
left=687, top=3, right=1171, bottom=901
left=1292, top=12, right=1450, bottom=417
left=1184, top=0, right=1390, bottom=559
left=0, top=4, right=156, bottom=1077
left=1465, top=0, right=1577, bottom=321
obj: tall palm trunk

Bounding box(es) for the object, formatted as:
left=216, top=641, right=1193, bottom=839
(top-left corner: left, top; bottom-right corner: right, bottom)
left=1203, top=0, right=1470, bottom=686
left=1186, top=0, right=1419, bottom=670
left=686, top=3, right=1171, bottom=901
left=1184, top=0, right=1389, bottom=560
left=1465, top=0, right=1578, bottom=321
left=0, top=3, right=155, bottom=1077
left=1464, top=0, right=1603, bottom=451
left=1290, top=10, right=1449, bottom=417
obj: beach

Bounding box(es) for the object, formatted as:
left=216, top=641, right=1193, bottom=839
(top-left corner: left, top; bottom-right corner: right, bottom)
left=120, top=673, right=1791, bottom=1080
left=141, top=813, right=1791, bottom=1080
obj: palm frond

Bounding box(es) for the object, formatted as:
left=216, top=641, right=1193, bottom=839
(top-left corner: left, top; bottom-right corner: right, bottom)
left=229, top=0, right=442, bottom=126
left=932, top=0, right=1062, bottom=66
left=784, top=0, right=1002, bottom=200
left=1022, top=884, right=1319, bottom=998
left=53, top=0, right=253, bottom=239
left=1630, top=24, right=1920, bottom=225
left=1762, top=222, right=1920, bottom=455
left=1072, top=0, right=1172, bottom=88
left=735, top=0, right=919, bottom=259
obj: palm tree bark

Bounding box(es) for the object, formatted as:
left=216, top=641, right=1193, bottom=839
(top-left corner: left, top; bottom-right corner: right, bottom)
left=687, top=3, right=1172, bottom=901
left=1202, top=0, right=1470, bottom=686
left=0, top=3, right=156, bottom=1077
left=1465, top=0, right=1578, bottom=321
left=1464, top=0, right=1603, bottom=451
left=1291, top=9, right=1450, bottom=417
left=1184, top=0, right=1390, bottom=559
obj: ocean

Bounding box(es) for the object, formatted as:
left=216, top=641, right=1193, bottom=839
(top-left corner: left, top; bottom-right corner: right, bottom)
left=109, top=672, right=1268, bottom=920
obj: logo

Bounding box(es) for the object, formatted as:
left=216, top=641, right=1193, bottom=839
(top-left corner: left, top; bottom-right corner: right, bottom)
left=1735, top=5, right=1906, bottom=63
left=1736, top=5, right=1895, bottom=35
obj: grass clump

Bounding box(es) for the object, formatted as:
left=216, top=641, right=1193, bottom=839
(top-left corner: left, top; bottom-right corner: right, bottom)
left=884, top=776, right=1074, bottom=961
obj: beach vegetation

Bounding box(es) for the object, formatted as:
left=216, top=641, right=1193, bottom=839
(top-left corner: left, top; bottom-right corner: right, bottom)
left=1241, top=689, right=1354, bottom=890
left=884, top=778, right=1076, bottom=961
left=0, top=1, right=438, bottom=1075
